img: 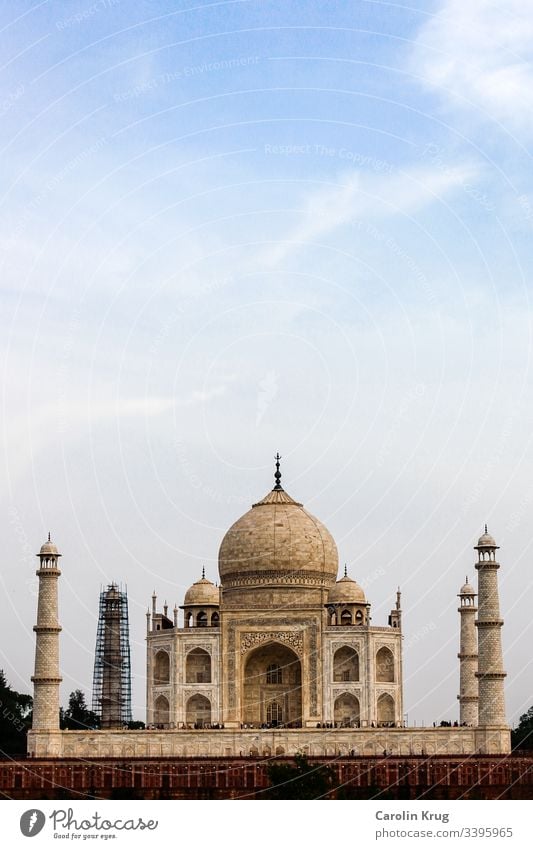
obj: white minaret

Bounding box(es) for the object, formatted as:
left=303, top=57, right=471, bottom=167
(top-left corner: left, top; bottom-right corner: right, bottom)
left=31, top=534, right=62, bottom=730
left=457, top=577, right=478, bottom=726
left=475, top=526, right=506, bottom=727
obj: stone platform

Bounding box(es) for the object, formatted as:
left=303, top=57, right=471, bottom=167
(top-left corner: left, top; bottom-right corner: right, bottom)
left=27, top=725, right=511, bottom=759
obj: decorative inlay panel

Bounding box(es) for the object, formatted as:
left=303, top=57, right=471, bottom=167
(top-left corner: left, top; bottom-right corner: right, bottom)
left=240, top=631, right=303, bottom=655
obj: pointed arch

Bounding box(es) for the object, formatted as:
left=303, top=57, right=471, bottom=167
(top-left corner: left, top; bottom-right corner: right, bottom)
left=186, top=647, right=211, bottom=683
left=333, top=646, right=359, bottom=682
left=376, top=646, right=395, bottom=682
left=154, top=650, right=170, bottom=684
left=186, top=694, right=211, bottom=727
left=340, top=609, right=352, bottom=626
left=242, top=642, right=301, bottom=727
left=377, top=693, right=395, bottom=725
left=154, top=695, right=169, bottom=726
left=334, top=693, right=360, bottom=726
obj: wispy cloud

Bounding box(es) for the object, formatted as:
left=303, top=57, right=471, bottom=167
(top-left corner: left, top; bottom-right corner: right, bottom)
left=411, top=0, right=533, bottom=136
left=262, top=163, right=477, bottom=266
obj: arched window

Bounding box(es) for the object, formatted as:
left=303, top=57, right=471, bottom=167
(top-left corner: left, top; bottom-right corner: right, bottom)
left=154, top=695, right=169, bottom=726
left=196, top=610, right=207, bottom=627
left=376, top=647, right=395, bottom=682
left=333, top=646, right=359, bottom=682
left=266, top=701, right=283, bottom=726
left=186, top=648, right=211, bottom=683
left=154, top=650, right=170, bottom=684
left=211, top=611, right=220, bottom=627
left=340, top=609, right=352, bottom=626
left=377, top=693, right=395, bottom=725
left=266, top=663, right=282, bottom=684
left=355, top=610, right=363, bottom=624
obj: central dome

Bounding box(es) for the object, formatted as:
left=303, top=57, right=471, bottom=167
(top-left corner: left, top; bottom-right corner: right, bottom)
left=218, top=481, right=338, bottom=592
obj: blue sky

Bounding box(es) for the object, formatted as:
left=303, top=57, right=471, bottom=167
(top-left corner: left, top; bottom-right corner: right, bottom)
left=2, top=0, right=533, bottom=726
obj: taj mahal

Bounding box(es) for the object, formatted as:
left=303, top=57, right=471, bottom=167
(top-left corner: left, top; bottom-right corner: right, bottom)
left=28, top=456, right=510, bottom=758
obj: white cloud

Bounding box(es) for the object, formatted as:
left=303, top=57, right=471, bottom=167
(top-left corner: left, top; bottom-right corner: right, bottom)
left=411, top=0, right=533, bottom=136
left=262, top=163, right=477, bottom=266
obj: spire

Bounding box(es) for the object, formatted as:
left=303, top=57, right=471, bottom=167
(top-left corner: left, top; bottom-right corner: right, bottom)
left=273, top=452, right=283, bottom=491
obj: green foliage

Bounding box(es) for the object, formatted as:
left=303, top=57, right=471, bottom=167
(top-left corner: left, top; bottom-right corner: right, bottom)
left=265, top=754, right=334, bottom=799
left=127, top=720, right=145, bottom=729
left=0, top=670, right=33, bottom=756
left=60, top=689, right=100, bottom=730
left=511, top=706, right=533, bottom=751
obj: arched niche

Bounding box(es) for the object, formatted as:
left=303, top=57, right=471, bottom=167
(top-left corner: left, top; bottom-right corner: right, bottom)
left=334, top=693, right=360, bottom=726
left=377, top=693, right=395, bottom=725
left=376, top=646, right=395, bottom=682
left=154, top=695, right=169, bottom=726
left=154, top=650, right=170, bottom=684
left=186, top=694, right=211, bottom=727
left=186, top=647, right=211, bottom=683
left=333, top=646, right=359, bottom=682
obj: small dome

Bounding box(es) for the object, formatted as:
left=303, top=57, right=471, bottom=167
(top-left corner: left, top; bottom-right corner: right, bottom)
left=459, top=579, right=475, bottom=595
left=476, top=527, right=497, bottom=548
left=329, top=574, right=366, bottom=605
left=183, top=575, right=219, bottom=607
left=39, top=535, right=58, bottom=556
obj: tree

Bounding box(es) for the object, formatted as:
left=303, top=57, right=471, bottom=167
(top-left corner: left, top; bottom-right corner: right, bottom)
left=60, top=690, right=100, bottom=730
left=0, top=670, right=33, bottom=756
left=511, top=706, right=533, bottom=751
left=265, top=754, right=334, bottom=799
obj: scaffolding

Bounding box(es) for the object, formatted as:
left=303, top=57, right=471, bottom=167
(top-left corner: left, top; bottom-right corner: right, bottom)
left=92, top=583, right=132, bottom=728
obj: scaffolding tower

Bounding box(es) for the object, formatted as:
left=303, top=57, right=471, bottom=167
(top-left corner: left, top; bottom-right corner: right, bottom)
left=92, top=583, right=132, bottom=728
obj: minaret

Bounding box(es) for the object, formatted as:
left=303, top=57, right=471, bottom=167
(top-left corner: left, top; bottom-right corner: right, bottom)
left=31, top=534, right=62, bottom=730
left=388, top=587, right=402, bottom=629
left=457, top=577, right=478, bottom=725
left=475, top=527, right=506, bottom=726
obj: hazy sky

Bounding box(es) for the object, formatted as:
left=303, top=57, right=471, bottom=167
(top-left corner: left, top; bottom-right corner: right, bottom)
left=2, top=0, right=533, bottom=726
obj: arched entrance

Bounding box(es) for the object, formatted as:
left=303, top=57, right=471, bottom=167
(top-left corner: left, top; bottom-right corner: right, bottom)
left=243, top=642, right=302, bottom=727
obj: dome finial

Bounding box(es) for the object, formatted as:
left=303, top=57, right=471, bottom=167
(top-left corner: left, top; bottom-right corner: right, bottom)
left=485, top=523, right=488, bottom=534
left=48, top=531, right=51, bottom=542
left=202, top=566, right=205, bottom=580
left=273, top=452, right=283, bottom=490
left=344, top=563, right=348, bottom=578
